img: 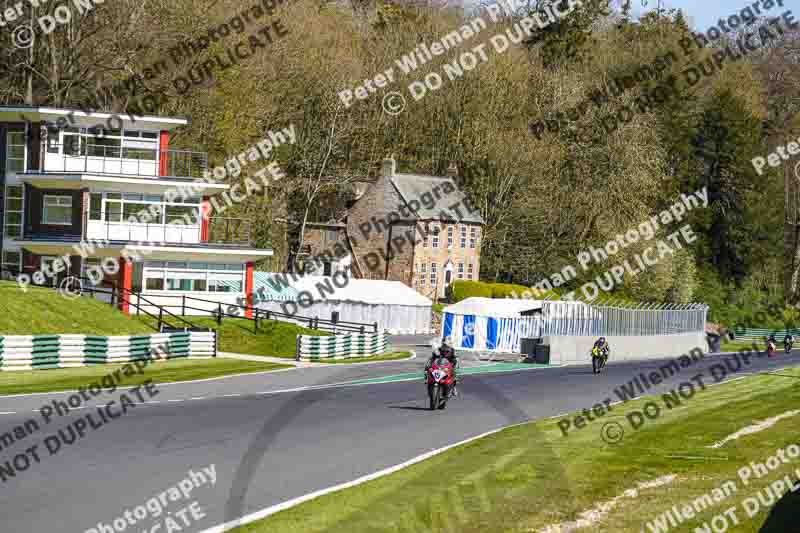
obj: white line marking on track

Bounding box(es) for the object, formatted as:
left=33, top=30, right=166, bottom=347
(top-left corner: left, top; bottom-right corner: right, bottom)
left=0, top=411, right=16, bottom=415
left=190, top=397, right=207, bottom=401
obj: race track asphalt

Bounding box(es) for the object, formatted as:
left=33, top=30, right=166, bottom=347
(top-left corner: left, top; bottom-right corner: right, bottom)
left=0, top=350, right=798, bottom=533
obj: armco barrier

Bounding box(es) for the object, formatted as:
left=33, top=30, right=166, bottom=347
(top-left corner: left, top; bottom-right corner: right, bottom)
left=296, top=332, right=387, bottom=361
left=0, top=331, right=216, bottom=371
left=731, top=328, right=800, bottom=342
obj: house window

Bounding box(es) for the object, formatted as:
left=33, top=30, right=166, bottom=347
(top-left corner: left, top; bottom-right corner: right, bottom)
left=4, top=185, right=24, bottom=238
left=470, top=227, right=479, bottom=249
left=458, top=262, right=464, bottom=279
left=6, top=127, right=26, bottom=173
left=94, top=192, right=200, bottom=225
left=432, top=226, right=440, bottom=248
left=419, top=263, right=426, bottom=287
left=57, top=127, right=158, bottom=161
left=42, top=195, right=73, bottom=225
left=468, top=263, right=474, bottom=279
left=430, top=262, right=437, bottom=286
left=447, top=226, right=453, bottom=249
left=1, top=249, right=21, bottom=275
left=142, top=262, right=243, bottom=293
left=460, top=226, right=467, bottom=248
left=89, top=193, right=103, bottom=221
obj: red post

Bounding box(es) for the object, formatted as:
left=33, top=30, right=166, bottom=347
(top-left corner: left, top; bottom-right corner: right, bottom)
left=158, top=130, right=170, bottom=176
left=244, top=262, right=254, bottom=319
left=200, top=197, right=211, bottom=242
left=119, top=258, right=133, bottom=315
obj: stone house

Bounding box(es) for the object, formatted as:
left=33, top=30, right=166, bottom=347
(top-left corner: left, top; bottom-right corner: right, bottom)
left=296, top=157, right=484, bottom=300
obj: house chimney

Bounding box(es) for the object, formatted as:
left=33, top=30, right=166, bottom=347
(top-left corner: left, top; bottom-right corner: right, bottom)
left=382, top=155, right=396, bottom=178
left=446, top=162, right=458, bottom=179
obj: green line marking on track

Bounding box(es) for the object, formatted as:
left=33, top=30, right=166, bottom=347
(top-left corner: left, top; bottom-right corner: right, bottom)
left=343, top=362, right=551, bottom=385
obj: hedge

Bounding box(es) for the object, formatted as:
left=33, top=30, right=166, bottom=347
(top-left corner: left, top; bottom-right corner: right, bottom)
left=449, top=280, right=549, bottom=303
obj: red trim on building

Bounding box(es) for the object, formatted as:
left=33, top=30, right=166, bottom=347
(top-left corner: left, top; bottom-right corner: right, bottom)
left=244, top=262, right=254, bottom=319
left=119, top=258, right=133, bottom=315
left=158, top=131, right=170, bottom=176
left=200, top=197, right=211, bottom=242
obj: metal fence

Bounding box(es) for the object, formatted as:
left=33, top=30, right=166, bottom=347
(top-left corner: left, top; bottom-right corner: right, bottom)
left=521, top=300, right=708, bottom=337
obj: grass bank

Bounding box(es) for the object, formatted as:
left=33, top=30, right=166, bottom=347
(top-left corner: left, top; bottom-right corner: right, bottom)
left=137, top=317, right=329, bottom=358
left=0, top=358, right=291, bottom=395
left=0, top=281, right=153, bottom=335
left=234, top=365, right=800, bottom=533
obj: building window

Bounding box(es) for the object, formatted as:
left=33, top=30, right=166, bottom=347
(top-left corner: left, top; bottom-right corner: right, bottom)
left=89, top=193, right=103, bottom=221
left=1, top=249, right=21, bottom=275
left=56, top=127, right=158, bottom=161
left=42, top=195, right=73, bottom=225
left=422, top=225, right=429, bottom=248
left=6, top=127, right=26, bottom=173
left=458, top=262, right=464, bottom=279
left=430, top=262, right=437, bottom=286
left=470, top=227, right=479, bottom=249
left=93, top=192, right=200, bottom=225
left=4, top=185, right=24, bottom=238
left=432, top=226, right=440, bottom=248
left=447, top=226, right=453, bottom=249
left=468, top=263, right=474, bottom=279
left=142, top=262, right=244, bottom=293
left=460, top=226, right=467, bottom=248
left=420, top=263, right=426, bottom=286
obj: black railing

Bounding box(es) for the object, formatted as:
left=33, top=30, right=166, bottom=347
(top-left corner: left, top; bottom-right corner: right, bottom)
left=134, top=293, right=378, bottom=334
left=38, top=144, right=208, bottom=179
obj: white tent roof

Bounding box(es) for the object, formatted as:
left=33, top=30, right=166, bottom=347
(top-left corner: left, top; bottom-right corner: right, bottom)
left=443, top=297, right=543, bottom=318
left=289, top=276, right=432, bottom=307
left=444, top=297, right=593, bottom=318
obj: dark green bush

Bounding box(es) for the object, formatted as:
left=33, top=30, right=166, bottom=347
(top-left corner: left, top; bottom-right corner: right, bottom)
left=450, top=280, right=493, bottom=302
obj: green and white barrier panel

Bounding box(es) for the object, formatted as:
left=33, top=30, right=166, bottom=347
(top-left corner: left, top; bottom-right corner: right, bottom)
left=0, top=331, right=216, bottom=371
left=730, top=328, right=800, bottom=342
left=296, top=332, right=387, bottom=361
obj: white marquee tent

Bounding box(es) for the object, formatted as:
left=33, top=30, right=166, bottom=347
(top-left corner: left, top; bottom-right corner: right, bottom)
left=254, top=273, right=433, bottom=334
left=441, top=298, right=544, bottom=353
left=442, top=298, right=598, bottom=353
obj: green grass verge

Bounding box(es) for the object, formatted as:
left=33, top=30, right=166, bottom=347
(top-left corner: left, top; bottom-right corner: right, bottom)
left=137, top=316, right=329, bottom=358
left=0, top=358, right=291, bottom=396
left=0, top=281, right=154, bottom=335
left=233, top=365, right=800, bottom=533
left=310, top=351, right=412, bottom=364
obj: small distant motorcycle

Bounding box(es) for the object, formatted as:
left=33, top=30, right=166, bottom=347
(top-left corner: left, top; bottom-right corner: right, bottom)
left=767, top=340, right=776, bottom=358
left=426, top=356, right=455, bottom=411
left=591, top=346, right=608, bottom=374
left=785, top=339, right=793, bottom=354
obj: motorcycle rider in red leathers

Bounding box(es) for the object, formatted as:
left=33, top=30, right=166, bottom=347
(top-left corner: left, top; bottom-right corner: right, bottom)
left=425, top=337, right=459, bottom=396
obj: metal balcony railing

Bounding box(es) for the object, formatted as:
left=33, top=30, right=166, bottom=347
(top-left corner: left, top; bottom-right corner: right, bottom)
left=207, top=217, right=252, bottom=246
left=39, top=144, right=208, bottom=179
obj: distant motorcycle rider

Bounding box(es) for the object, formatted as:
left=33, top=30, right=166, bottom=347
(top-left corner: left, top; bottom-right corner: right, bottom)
left=767, top=334, right=777, bottom=357
left=592, top=337, right=610, bottom=360
left=425, top=337, right=459, bottom=394
left=784, top=333, right=793, bottom=348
